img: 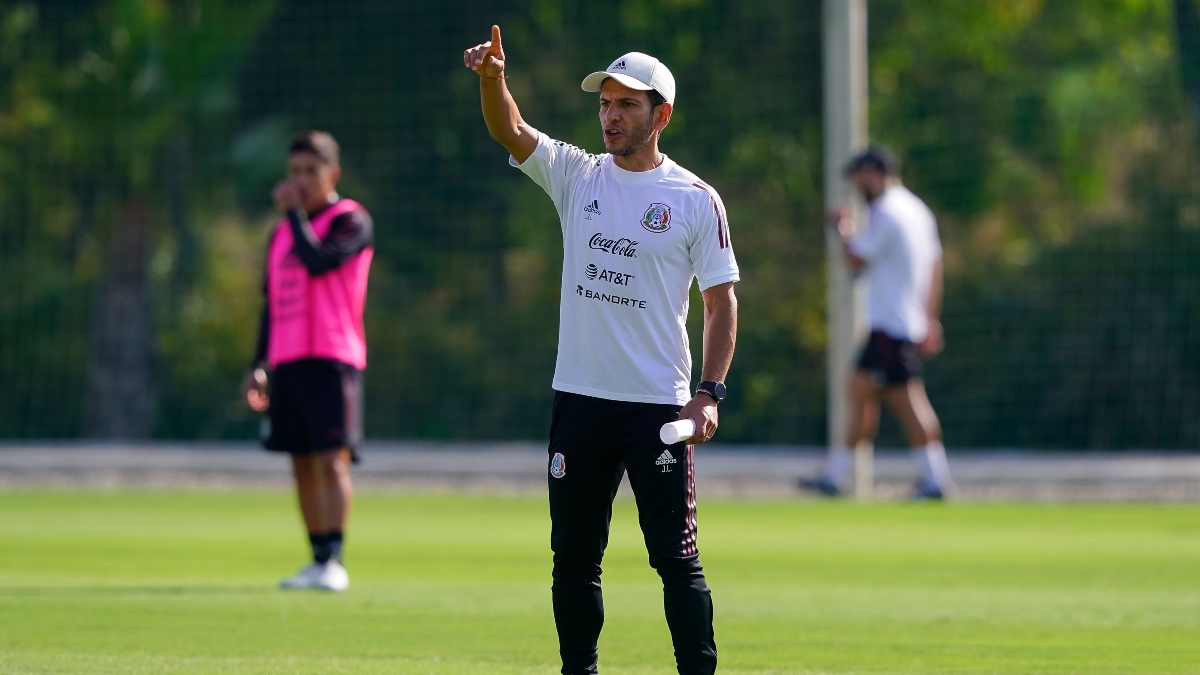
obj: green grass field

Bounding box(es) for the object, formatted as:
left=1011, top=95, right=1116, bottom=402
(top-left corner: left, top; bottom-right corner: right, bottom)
left=0, top=491, right=1196, bottom=674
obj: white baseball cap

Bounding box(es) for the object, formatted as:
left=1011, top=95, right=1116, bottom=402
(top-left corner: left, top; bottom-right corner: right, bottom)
left=580, top=52, right=676, bottom=105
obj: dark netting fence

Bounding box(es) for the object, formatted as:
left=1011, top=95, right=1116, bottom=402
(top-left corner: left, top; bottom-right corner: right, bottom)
left=1, top=0, right=1198, bottom=448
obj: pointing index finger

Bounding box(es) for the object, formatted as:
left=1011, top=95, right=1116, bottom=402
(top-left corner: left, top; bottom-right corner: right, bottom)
left=491, top=25, right=502, bottom=52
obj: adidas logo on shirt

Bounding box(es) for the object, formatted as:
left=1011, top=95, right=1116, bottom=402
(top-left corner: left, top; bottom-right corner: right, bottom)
left=656, top=449, right=677, bottom=473
left=584, top=199, right=601, bottom=216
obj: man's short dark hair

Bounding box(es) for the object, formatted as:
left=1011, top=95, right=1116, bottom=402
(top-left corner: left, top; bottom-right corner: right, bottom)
left=289, top=130, right=340, bottom=166
left=843, top=147, right=899, bottom=177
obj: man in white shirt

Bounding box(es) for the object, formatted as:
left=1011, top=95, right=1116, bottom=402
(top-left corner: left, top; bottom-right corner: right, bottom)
left=464, top=25, right=738, bottom=675
left=801, top=149, right=951, bottom=500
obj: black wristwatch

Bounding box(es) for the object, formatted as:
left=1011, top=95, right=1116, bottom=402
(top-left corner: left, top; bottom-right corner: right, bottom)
left=696, top=381, right=726, bottom=403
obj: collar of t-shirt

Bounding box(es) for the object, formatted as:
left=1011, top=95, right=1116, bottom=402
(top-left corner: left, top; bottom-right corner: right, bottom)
left=608, top=155, right=676, bottom=184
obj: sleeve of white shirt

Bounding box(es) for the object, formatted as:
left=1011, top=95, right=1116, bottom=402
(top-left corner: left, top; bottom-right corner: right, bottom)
left=508, top=130, right=595, bottom=219
left=848, top=214, right=897, bottom=263
left=689, top=186, right=740, bottom=291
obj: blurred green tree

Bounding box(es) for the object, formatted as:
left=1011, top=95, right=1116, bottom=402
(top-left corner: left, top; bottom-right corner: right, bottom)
left=2, top=0, right=1198, bottom=448
left=0, top=0, right=274, bottom=438
left=233, top=0, right=826, bottom=441
left=869, top=0, right=1200, bottom=448
left=1177, top=0, right=1200, bottom=137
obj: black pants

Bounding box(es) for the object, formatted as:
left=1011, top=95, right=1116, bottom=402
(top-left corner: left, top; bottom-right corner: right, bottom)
left=547, top=391, right=716, bottom=675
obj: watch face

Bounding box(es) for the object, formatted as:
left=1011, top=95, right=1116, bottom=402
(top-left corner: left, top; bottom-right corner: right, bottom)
left=713, top=382, right=727, bottom=399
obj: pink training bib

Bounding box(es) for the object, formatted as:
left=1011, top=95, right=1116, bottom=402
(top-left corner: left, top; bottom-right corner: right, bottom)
left=266, top=199, right=373, bottom=370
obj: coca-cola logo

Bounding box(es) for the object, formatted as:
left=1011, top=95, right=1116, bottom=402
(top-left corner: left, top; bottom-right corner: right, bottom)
left=588, top=233, right=639, bottom=258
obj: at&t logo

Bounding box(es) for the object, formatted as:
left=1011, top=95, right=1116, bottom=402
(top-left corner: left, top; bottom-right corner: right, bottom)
left=584, top=264, right=634, bottom=286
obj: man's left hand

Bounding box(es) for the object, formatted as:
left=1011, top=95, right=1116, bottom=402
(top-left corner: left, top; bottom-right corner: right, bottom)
left=678, top=395, right=719, bottom=444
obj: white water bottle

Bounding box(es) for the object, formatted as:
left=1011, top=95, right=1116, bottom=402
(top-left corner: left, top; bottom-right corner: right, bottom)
left=660, top=419, right=696, bottom=445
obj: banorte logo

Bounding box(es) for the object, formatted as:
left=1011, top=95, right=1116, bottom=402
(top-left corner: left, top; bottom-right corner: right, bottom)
left=589, top=233, right=638, bottom=258
left=585, top=264, right=599, bottom=280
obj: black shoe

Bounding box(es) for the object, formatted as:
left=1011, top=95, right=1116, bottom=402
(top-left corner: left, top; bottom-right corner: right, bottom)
left=798, top=476, right=843, bottom=497
left=911, top=482, right=946, bottom=501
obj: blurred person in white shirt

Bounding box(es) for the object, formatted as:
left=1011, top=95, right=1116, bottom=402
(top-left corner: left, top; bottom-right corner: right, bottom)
left=801, top=148, right=951, bottom=500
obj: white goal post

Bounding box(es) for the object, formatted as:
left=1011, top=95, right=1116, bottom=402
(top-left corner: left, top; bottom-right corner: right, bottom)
left=822, top=0, right=871, bottom=499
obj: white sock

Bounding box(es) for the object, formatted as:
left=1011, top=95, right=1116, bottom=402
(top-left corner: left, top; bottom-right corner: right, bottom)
left=914, top=441, right=950, bottom=488
left=820, top=446, right=853, bottom=484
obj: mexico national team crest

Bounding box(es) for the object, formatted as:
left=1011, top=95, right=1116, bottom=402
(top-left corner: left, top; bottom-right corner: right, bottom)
left=641, top=202, right=672, bottom=233
left=550, top=452, right=567, bottom=479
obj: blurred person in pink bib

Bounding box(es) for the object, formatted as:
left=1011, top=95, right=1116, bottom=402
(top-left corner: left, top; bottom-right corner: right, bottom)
left=243, top=131, right=374, bottom=592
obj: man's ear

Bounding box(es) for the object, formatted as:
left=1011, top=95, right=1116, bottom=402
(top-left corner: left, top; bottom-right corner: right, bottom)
left=329, top=165, right=342, bottom=184
left=655, top=103, right=673, bottom=131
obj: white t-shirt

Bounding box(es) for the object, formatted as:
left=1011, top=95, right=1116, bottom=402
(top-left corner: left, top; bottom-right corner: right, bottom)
left=848, top=185, right=942, bottom=342
left=512, top=131, right=740, bottom=405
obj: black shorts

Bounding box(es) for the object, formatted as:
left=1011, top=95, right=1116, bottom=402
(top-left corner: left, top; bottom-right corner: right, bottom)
left=261, top=358, right=363, bottom=462
left=857, top=330, right=922, bottom=385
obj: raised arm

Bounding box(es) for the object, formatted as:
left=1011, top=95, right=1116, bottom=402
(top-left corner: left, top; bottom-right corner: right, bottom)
left=464, top=25, right=538, bottom=164
left=285, top=209, right=373, bottom=276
